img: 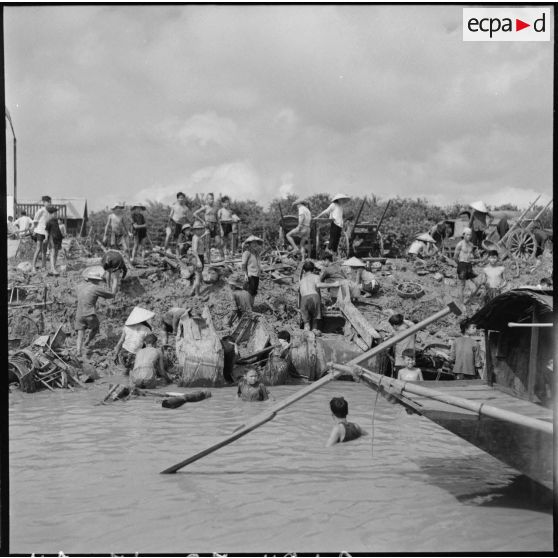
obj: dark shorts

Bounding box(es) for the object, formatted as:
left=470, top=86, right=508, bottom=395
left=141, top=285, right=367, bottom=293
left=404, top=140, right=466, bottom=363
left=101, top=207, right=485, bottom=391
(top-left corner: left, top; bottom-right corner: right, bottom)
left=457, top=262, right=476, bottom=281
left=134, top=229, right=147, bottom=241
left=109, top=232, right=126, bottom=248
left=33, top=233, right=46, bottom=243
left=50, top=238, right=62, bottom=250
left=75, top=314, right=100, bottom=332
left=170, top=220, right=183, bottom=239
left=329, top=223, right=343, bottom=252
left=221, top=222, right=233, bottom=237
left=206, top=222, right=220, bottom=238
left=162, top=319, right=174, bottom=333
left=246, top=275, right=259, bottom=297
left=196, top=254, right=205, bottom=271
left=300, top=293, right=322, bottom=323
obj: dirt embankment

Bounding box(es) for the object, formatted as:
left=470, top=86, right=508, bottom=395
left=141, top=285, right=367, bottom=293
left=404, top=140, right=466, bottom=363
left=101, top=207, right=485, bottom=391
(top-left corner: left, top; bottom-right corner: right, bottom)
left=7, top=243, right=552, bottom=372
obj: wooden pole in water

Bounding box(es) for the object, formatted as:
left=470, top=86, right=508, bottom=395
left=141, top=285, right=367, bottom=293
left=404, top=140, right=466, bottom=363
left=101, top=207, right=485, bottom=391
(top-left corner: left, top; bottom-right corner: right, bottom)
left=160, top=301, right=462, bottom=473
left=331, top=363, right=553, bottom=435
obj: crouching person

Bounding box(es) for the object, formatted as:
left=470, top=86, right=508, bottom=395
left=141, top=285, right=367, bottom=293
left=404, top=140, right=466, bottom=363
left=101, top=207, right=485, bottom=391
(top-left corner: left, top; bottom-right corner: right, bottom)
left=76, top=266, right=115, bottom=358
left=114, top=306, right=155, bottom=374
left=130, top=334, right=172, bottom=389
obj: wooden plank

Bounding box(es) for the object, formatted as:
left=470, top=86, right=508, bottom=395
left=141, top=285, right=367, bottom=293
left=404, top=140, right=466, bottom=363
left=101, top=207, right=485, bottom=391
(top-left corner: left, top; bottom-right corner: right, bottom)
left=336, top=282, right=380, bottom=348
left=527, top=312, right=539, bottom=402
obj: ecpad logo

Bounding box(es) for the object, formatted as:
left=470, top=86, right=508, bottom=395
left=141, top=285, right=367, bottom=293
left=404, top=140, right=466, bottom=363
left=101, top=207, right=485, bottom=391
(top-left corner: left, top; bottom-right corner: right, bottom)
left=463, top=7, right=551, bottom=41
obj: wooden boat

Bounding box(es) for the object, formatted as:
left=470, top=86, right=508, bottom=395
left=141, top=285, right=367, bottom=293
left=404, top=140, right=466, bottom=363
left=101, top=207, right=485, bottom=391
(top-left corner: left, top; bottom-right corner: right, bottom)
left=332, top=288, right=554, bottom=488
left=175, top=305, right=225, bottom=387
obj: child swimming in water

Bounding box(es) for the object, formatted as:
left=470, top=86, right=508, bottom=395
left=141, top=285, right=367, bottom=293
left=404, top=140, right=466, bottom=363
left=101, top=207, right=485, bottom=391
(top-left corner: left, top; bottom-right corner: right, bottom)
left=326, top=396, right=362, bottom=447
left=237, top=368, right=270, bottom=401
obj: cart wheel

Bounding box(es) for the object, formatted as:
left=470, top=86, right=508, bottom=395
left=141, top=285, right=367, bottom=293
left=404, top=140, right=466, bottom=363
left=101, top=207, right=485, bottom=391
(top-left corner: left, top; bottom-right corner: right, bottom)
left=507, top=230, right=537, bottom=260
left=8, top=314, right=40, bottom=348
left=337, top=231, right=350, bottom=259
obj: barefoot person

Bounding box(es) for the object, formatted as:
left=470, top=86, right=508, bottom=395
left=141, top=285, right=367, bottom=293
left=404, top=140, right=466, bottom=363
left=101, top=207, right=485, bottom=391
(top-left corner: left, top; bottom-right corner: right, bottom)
left=103, top=205, right=129, bottom=253
left=32, top=195, right=52, bottom=271
left=45, top=205, right=64, bottom=275
left=218, top=196, right=234, bottom=257
left=75, top=266, right=114, bottom=358
left=481, top=250, right=506, bottom=304
left=194, top=193, right=222, bottom=262
left=286, top=198, right=311, bottom=259
left=315, top=193, right=350, bottom=256
left=454, top=227, right=480, bottom=304
left=130, top=204, right=147, bottom=264
left=164, top=192, right=193, bottom=257
left=241, top=235, right=263, bottom=307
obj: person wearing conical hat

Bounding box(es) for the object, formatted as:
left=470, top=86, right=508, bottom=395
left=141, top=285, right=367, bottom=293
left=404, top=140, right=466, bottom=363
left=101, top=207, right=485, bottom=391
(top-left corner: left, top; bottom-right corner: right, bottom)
left=242, top=235, right=263, bottom=306
left=315, top=194, right=350, bottom=256
left=75, top=266, right=114, bottom=358
left=407, top=233, right=438, bottom=261
left=286, top=198, right=311, bottom=259
left=114, top=306, right=155, bottom=374
left=341, top=257, right=368, bottom=300
left=103, top=204, right=130, bottom=254
left=468, top=201, right=492, bottom=250
left=130, top=204, right=147, bottom=264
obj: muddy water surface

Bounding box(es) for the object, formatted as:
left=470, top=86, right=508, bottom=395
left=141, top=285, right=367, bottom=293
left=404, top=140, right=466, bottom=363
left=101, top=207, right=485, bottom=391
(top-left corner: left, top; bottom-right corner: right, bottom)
left=9, top=382, right=553, bottom=554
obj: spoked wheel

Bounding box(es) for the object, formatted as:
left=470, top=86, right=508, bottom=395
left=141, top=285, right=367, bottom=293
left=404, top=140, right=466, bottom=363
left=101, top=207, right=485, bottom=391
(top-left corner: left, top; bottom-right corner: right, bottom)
left=507, top=230, right=537, bottom=260
left=337, top=232, right=351, bottom=260
left=8, top=313, right=40, bottom=348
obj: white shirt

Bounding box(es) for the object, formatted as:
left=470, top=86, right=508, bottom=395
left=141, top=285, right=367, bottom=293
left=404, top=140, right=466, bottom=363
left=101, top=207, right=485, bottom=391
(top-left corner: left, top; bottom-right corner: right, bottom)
left=408, top=240, right=425, bottom=255
left=298, top=205, right=311, bottom=228
left=33, top=208, right=49, bottom=235
left=14, top=215, right=33, bottom=232
left=122, top=324, right=151, bottom=354
left=325, top=202, right=343, bottom=227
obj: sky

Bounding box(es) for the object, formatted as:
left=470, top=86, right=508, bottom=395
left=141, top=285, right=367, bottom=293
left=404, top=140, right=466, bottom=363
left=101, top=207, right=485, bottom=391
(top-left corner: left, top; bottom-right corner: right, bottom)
left=4, top=4, right=554, bottom=211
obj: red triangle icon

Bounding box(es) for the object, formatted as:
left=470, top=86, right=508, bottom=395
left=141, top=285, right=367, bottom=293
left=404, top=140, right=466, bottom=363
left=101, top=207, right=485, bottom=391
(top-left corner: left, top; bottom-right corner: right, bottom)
left=516, top=18, right=530, bottom=31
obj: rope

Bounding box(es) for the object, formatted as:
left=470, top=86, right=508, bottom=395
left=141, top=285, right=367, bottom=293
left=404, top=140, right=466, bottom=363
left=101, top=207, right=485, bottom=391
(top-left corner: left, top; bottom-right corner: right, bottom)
left=369, top=373, right=383, bottom=458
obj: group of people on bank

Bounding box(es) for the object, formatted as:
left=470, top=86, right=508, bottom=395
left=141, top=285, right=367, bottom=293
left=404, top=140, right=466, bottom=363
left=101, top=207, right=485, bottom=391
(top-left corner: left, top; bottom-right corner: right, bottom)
left=103, top=192, right=242, bottom=264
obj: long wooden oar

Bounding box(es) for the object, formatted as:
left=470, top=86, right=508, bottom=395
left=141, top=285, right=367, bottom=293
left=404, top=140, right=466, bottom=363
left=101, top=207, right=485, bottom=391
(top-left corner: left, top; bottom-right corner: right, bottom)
left=161, top=301, right=462, bottom=473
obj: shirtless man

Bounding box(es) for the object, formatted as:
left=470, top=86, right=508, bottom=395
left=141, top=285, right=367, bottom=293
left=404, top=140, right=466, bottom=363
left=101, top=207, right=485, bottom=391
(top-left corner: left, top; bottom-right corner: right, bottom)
left=164, top=192, right=193, bottom=257
left=481, top=250, right=506, bottom=303
left=454, top=227, right=480, bottom=304
left=194, top=193, right=221, bottom=262
left=103, top=205, right=129, bottom=253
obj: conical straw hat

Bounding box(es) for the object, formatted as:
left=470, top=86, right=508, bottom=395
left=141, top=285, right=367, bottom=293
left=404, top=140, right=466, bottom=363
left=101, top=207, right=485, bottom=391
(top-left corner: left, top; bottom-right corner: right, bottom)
left=416, top=233, right=436, bottom=243
left=469, top=200, right=489, bottom=213
left=192, top=220, right=205, bottom=230
left=125, top=306, right=155, bottom=326
left=244, top=235, right=263, bottom=244
left=342, top=257, right=366, bottom=267
left=292, top=198, right=306, bottom=206
left=82, top=265, right=105, bottom=281
left=332, top=193, right=350, bottom=202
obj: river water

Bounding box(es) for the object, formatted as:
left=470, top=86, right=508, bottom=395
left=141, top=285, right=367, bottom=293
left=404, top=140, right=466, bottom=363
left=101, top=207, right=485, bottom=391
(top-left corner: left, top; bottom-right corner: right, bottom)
left=9, top=382, right=553, bottom=554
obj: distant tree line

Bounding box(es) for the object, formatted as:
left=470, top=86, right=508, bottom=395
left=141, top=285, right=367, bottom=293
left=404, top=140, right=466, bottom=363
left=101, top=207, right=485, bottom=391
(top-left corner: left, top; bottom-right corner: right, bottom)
left=88, top=194, right=552, bottom=252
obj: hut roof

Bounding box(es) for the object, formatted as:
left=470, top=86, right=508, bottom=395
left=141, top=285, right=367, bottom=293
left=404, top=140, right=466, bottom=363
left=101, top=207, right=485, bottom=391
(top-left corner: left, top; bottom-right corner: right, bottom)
left=470, top=288, right=553, bottom=331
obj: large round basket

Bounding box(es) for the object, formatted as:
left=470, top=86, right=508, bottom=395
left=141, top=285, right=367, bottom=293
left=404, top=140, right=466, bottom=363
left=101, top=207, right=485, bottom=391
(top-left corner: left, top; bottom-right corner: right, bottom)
left=396, top=281, right=425, bottom=299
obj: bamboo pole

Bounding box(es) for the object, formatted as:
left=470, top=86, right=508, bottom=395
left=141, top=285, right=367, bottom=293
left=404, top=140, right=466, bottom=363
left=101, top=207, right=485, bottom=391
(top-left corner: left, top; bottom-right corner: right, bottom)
left=331, top=363, right=553, bottom=436
left=508, top=322, right=553, bottom=328
left=161, top=301, right=462, bottom=473
left=497, top=195, right=541, bottom=246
